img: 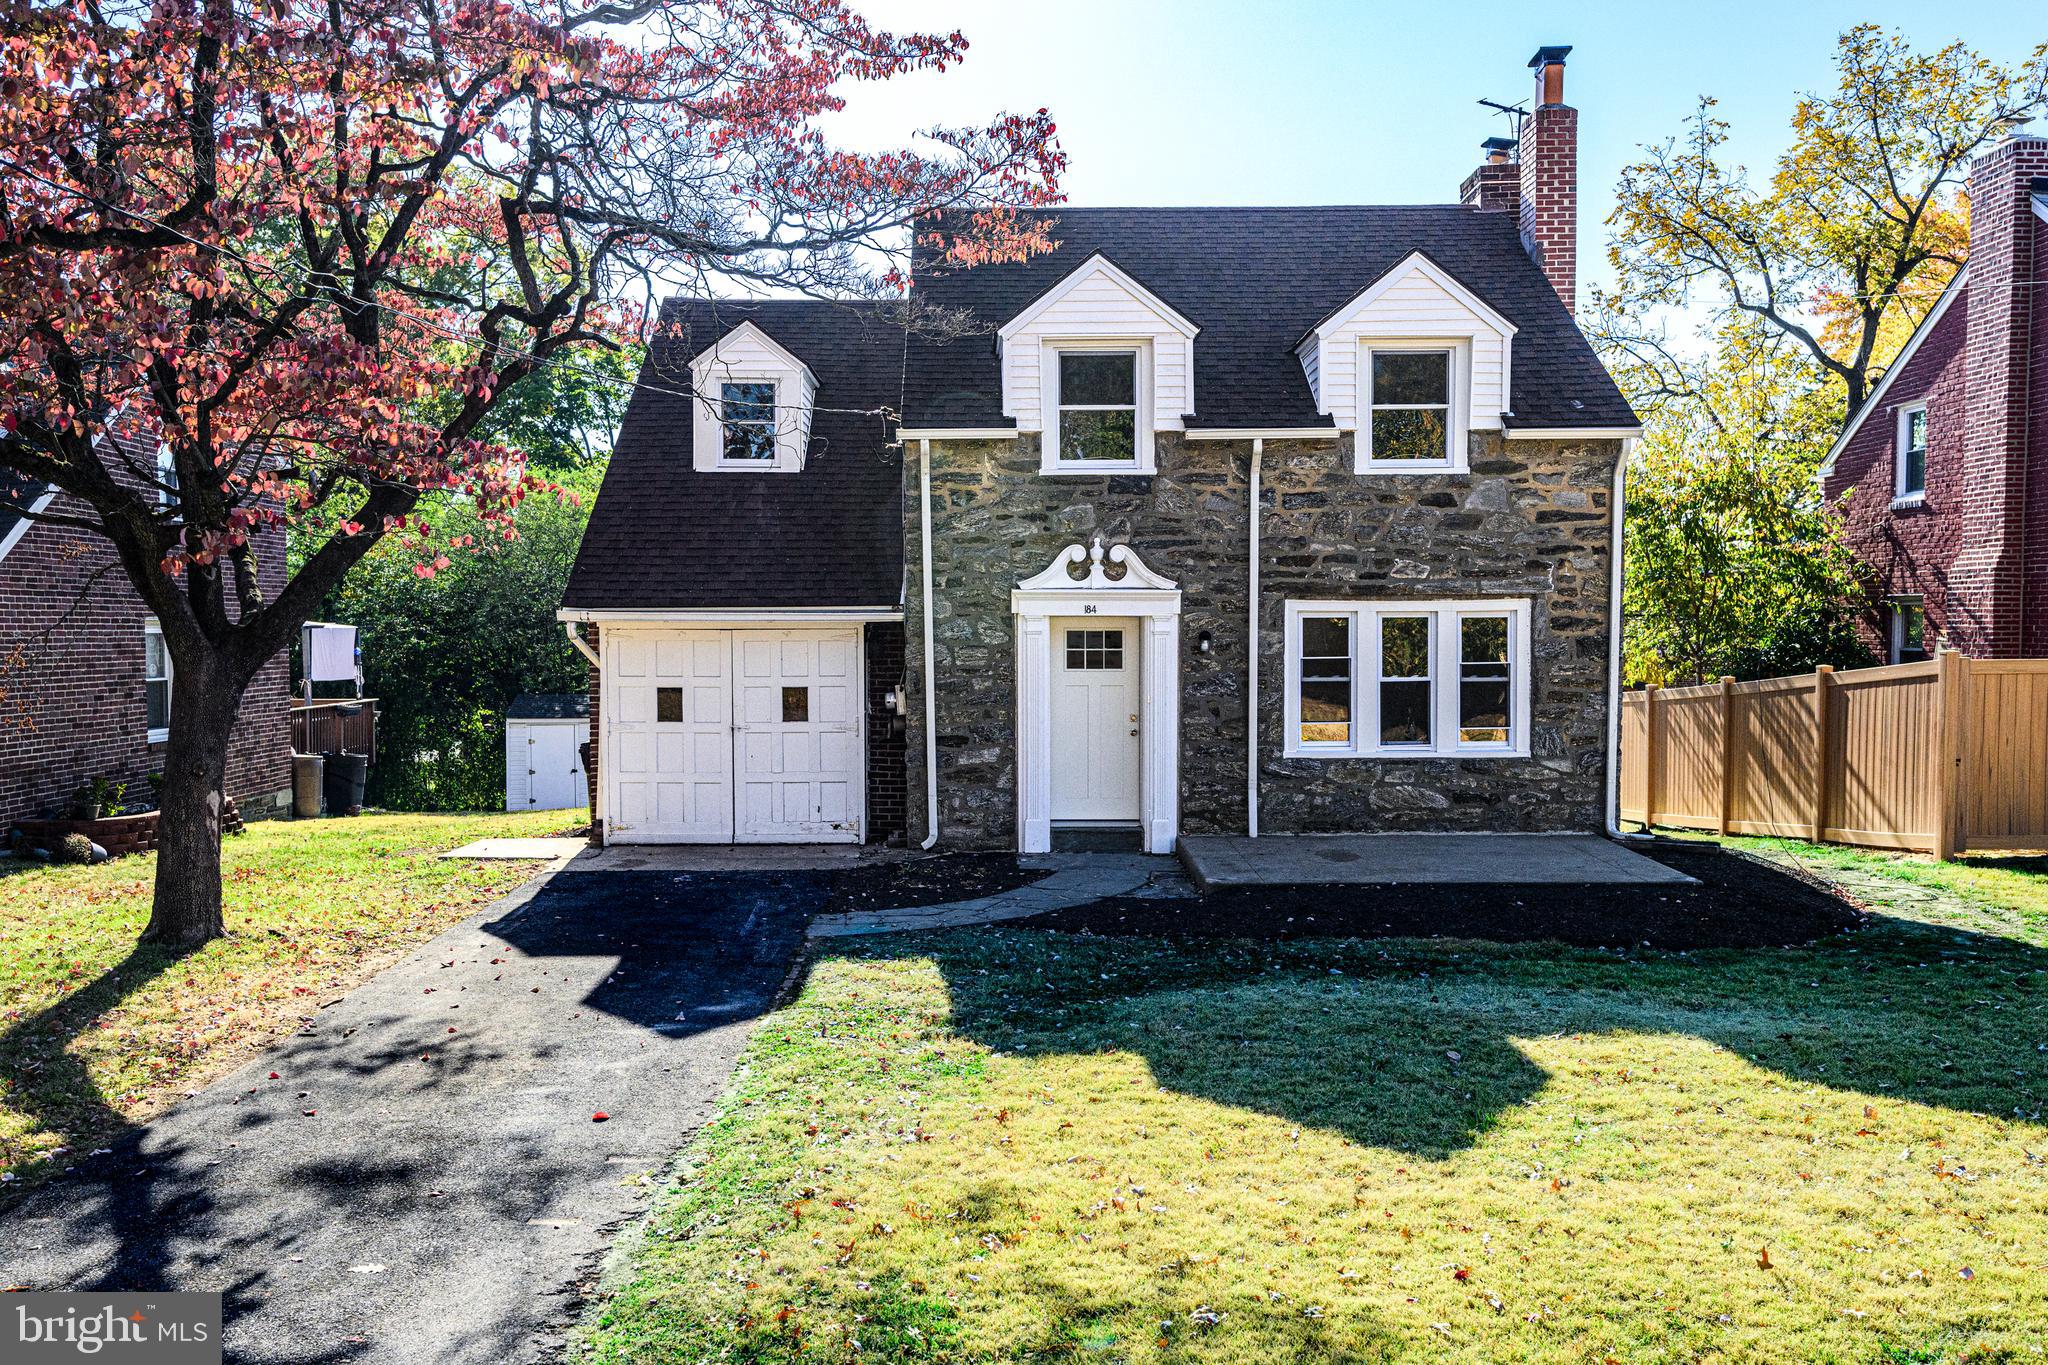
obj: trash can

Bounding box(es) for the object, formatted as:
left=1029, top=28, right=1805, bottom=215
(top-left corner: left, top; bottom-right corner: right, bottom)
left=322, top=750, right=368, bottom=816
left=292, top=753, right=325, bottom=818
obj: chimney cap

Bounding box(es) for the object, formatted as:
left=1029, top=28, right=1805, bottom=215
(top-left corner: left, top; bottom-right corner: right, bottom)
left=1481, top=136, right=1518, bottom=154
left=1528, top=45, right=1572, bottom=69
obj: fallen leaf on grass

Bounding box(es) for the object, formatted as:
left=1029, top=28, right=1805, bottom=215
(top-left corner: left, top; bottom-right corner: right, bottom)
left=1757, top=1247, right=1773, bottom=1270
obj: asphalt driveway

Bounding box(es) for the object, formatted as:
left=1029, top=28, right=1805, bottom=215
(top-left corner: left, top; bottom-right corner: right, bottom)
left=0, top=861, right=818, bottom=1365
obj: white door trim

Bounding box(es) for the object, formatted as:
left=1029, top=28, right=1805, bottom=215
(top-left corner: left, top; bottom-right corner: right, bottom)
left=1011, top=538, right=1181, bottom=854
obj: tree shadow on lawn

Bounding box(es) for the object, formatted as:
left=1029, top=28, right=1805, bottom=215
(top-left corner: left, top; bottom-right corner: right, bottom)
left=885, top=866, right=2047, bottom=1160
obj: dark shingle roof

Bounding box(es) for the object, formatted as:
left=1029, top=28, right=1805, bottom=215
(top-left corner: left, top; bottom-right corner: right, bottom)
left=905, top=206, right=1634, bottom=431
left=508, top=693, right=590, bottom=720
left=562, top=299, right=904, bottom=610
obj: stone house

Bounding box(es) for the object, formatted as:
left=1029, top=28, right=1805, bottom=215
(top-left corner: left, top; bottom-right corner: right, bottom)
left=561, top=46, right=1638, bottom=851
left=1819, top=123, right=2048, bottom=662
left=0, top=423, right=293, bottom=828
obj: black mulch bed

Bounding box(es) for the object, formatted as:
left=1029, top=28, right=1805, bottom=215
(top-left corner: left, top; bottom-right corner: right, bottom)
left=1013, top=841, right=1866, bottom=950
left=825, top=853, right=1051, bottom=914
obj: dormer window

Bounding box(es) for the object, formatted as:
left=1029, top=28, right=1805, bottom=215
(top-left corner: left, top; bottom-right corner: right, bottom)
left=689, top=321, right=817, bottom=474
left=1056, top=350, right=1140, bottom=466
left=720, top=381, right=778, bottom=464
left=1366, top=348, right=1456, bottom=467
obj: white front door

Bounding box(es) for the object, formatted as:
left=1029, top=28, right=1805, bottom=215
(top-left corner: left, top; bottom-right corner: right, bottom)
left=1049, top=617, right=1141, bottom=823
left=606, top=630, right=735, bottom=842
left=604, top=625, right=863, bottom=844
left=733, top=630, right=862, bottom=841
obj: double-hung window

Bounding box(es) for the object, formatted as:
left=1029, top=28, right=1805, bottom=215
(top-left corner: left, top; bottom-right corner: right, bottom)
left=1894, top=403, right=1927, bottom=504
left=143, top=619, right=172, bottom=743
left=1284, top=599, right=1529, bottom=758
left=1051, top=348, right=1142, bottom=471
left=1363, top=346, right=1459, bottom=471
left=1889, top=597, right=1927, bottom=664
left=719, top=381, right=778, bottom=464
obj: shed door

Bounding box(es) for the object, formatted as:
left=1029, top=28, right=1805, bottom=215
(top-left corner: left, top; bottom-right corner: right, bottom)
left=606, top=630, right=734, bottom=843
left=523, top=724, right=582, bottom=810
left=733, top=630, right=862, bottom=842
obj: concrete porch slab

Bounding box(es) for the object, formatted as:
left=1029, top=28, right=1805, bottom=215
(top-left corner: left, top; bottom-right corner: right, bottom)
left=1176, top=833, right=1697, bottom=890
left=439, top=837, right=585, bottom=862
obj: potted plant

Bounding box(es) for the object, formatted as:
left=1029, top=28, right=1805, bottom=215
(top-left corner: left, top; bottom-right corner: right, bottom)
left=67, top=776, right=126, bottom=821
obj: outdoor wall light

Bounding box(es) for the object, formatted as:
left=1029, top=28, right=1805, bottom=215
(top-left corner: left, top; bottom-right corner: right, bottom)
left=1196, top=630, right=1215, bottom=654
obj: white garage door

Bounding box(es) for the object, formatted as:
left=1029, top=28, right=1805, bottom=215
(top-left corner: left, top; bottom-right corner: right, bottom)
left=604, top=627, right=863, bottom=844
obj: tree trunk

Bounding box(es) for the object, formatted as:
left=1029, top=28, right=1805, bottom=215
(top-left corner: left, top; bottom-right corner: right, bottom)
left=142, top=656, right=245, bottom=947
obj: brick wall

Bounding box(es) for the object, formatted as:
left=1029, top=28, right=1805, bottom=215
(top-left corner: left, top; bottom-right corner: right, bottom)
left=583, top=624, right=602, bottom=844
left=0, top=493, right=292, bottom=827
left=1460, top=160, right=1518, bottom=214
left=863, top=620, right=907, bottom=843
left=1823, top=281, right=1970, bottom=655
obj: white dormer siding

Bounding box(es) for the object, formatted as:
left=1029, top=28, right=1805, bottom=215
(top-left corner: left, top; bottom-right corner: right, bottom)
left=997, top=255, right=1199, bottom=474
left=689, top=321, right=818, bottom=473
left=1298, top=253, right=1516, bottom=474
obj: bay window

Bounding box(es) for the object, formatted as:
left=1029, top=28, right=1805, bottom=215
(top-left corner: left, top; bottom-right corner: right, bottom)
left=1284, top=599, right=1530, bottom=758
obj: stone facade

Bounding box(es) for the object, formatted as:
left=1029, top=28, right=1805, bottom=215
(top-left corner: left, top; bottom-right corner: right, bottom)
left=903, top=429, right=1621, bottom=849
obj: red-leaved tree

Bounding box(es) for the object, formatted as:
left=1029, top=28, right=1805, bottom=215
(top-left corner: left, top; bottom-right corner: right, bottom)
left=0, top=0, right=1061, bottom=945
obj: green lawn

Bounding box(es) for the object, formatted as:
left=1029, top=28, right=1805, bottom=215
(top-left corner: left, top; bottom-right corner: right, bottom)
left=0, top=810, right=571, bottom=1183
left=580, top=846, right=2048, bottom=1365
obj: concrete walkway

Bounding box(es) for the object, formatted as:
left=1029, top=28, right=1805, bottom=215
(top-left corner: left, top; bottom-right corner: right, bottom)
left=808, top=852, right=1189, bottom=937
left=0, top=864, right=813, bottom=1365
left=1178, top=833, right=1697, bottom=890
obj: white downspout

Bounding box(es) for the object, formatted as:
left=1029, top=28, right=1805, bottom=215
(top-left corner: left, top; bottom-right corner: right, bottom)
left=1605, top=436, right=1641, bottom=840
left=919, top=438, right=940, bottom=850
left=563, top=621, right=599, bottom=666
left=1247, top=439, right=1262, bottom=838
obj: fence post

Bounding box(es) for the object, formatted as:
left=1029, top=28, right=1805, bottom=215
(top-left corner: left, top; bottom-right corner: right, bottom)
left=1717, top=675, right=1737, bottom=837
left=1642, top=684, right=1661, bottom=829
left=1934, top=649, right=1965, bottom=861
left=1811, top=665, right=1834, bottom=844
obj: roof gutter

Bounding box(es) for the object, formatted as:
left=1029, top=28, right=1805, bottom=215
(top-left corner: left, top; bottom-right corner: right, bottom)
left=1503, top=425, right=1643, bottom=441
left=1183, top=428, right=1341, bottom=442
left=895, top=428, right=1017, bottom=442
left=563, top=621, right=599, bottom=666
left=1606, top=436, right=1647, bottom=842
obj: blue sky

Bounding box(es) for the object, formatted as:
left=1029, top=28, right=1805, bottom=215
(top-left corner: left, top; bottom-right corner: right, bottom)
left=826, top=1, right=2046, bottom=293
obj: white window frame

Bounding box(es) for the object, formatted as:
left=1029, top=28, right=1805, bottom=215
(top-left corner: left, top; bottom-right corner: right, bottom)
left=143, top=617, right=172, bottom=743
left=1893, top=402, right=1928, bottom=506
left=711, top=375, right=782, bottom=470
left=1040, top=341, right=1155, bottom=475
left=1888, top=595, right=1927, bottom=665
left=1358, top=340, right=1470, bottom=474
left=1282, top=598, right=1530, bottom=759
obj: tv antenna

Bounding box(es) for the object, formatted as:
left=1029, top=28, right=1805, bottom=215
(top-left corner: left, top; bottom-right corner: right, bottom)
left=1477, top=97, right=1528, bottom=140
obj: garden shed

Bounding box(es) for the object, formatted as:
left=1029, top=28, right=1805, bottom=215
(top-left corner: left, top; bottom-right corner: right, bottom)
left=505, top=693, right=590, bottom=813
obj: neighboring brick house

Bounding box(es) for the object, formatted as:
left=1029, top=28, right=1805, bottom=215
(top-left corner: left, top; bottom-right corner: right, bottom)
left=1819, top=125, right=2048, bottom=662
left=0, top=429, right=293, bottom=828
left=562, top=46, right=1638, bottom=851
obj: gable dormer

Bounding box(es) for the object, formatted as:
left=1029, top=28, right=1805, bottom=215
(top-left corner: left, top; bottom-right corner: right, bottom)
left=689, top=320, right=818, bottom=473
left=997, top=254, right=1199, bottom=475
left=1298, top=252, right=1516, bottom=474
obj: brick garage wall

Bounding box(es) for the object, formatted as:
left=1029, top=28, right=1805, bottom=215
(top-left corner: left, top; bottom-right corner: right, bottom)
left=0, top=494, right=292, bottom=827
left=584, top=624, right=602, bottom=844
left=1823, top=281, right=1970, bottom=656
left=902, top=431, right=1620, bottom=848
left=863, top=620, right=907, bottom=843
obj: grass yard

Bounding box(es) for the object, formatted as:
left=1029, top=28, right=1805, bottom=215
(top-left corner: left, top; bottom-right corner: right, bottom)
left=582, top=849, right=2048, bottom=1365
left=0, top=810, right=571, bottom=1184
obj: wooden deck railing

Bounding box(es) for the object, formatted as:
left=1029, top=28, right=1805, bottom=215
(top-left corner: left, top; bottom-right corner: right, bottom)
left=291, top=698, right=378, bottom=762
left=1621, top=651, right=2048, bottom=859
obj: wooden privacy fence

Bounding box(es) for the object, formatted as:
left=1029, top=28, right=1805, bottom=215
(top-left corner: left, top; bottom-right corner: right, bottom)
left=1620, top=652, right=2048, bottom=859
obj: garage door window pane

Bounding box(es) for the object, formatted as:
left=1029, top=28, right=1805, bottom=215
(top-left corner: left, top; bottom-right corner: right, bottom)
left=655, top=687, right=683, bottom=723
left=782, top=686, right=809, bottom=723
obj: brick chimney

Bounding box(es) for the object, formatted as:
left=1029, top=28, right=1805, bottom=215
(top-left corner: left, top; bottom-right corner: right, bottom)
left=1947, top=120, right=2048, bottom=656
left=1460, top=137, right=1520, bottom=212
left=1517, top=45, right=1578, bottom=313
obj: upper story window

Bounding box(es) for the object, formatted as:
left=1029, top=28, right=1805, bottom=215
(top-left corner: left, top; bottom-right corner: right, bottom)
left=1895, top=403, right=1927, bottom=504
left=720, top=382, right=778, bottom=464
left=1366, top=348, right=1457, bottom=468
left=1055, top=350, right=1141, bottom=467
left=1283, top=598, right=1530, bottom=759
left=688, top=321, right=816, bottom=474
left=143, top=618, right=172, bottom=743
